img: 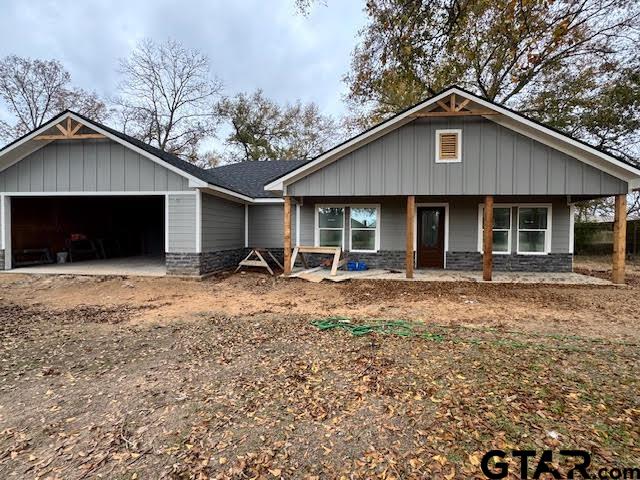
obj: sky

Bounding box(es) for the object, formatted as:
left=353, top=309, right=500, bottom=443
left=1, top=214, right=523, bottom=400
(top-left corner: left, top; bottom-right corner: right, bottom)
left=0, top=0, right=367, bottom=128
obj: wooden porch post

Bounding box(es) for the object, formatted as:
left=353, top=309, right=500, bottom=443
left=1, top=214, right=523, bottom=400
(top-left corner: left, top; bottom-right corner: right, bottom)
left=612, top=194, right=627, bottom=284
left=284, top=196, right=292, bottom=276
left=483, top=195, right=493, bottom=281
left=406, top=195, right=415, bottom=279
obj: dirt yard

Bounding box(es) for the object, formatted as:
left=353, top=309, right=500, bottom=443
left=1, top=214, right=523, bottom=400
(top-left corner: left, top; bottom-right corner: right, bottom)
left=0, top=256, right=638, bottom=479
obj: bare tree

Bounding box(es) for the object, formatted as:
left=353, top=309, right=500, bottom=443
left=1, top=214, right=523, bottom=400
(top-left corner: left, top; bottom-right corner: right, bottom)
left=195, top=150, right=223, bottom=169
left=115, top=38, right=223, bottom=161
left=575, top=193, right=640, bottom=222
left=0, top=56, right=107, bottom=142
left=294, top=0, right=327, bottom=15
left=216, top=89, right=339, bottom=163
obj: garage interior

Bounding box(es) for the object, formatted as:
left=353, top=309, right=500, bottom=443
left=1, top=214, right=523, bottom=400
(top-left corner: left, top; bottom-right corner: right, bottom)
left=9, top=195, right=166, bottom=275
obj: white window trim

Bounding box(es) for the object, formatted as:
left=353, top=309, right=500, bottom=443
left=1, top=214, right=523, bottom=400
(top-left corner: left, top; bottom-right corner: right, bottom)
left=244, top=204, right=249, bottom=248
left=0, top=194, right=4, bottom=251
left=165, top=194, right=170, bottom=253
left=295, top=203, right=301, bottom=247
left=349, top=204, right=381, bottom=253
left=314, top=204, right=381, bottom=253
left=413, top=203, right=449, bottom=269
left=569, top=204, right=575, bottom=254
left=1, top=195, right=11, bottom=269
left=195, top=189, right=202, bottom=254
left=516, top=204, right=553, bottom=255
left=435, top=128, right=462, bottom=163
left=477, top=204, right=514, bottom=255
left=314, top=204, right=346, bottom=250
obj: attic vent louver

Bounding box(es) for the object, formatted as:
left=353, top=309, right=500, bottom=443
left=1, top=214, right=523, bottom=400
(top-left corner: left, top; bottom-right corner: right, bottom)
left=436, top=129, right=462, bottom=163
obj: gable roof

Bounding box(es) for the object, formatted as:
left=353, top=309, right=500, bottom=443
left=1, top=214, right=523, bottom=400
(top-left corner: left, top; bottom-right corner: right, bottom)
left=0, top=110, right=303, bottom=202
left=0, top=110, right=213, bottom=189
left=265, top=86, right=640, bottom=192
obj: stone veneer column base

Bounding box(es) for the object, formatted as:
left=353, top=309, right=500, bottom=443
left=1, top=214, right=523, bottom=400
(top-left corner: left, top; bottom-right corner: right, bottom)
left=166, top=248, right=248, bottom=276
left=446, top=252, right=573, bottom=272
left=277, top=249, right=407, bottom=271
left=222, top=249, right=408, bottom=271
left=345, top=251, right=406, bottom=270
left=277, top=250, right=573, bottom=272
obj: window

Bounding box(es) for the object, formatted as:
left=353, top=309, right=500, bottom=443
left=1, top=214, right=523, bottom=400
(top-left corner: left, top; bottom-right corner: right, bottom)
left=317, top=207, right=344, bottom=247
left=479, top=206, right=512, bottom=254
left=517, top=206, right=551, bottom=254
left=350, top=207, right=379, bottom=252
left=316, top=205, right=380, bottom=252
left=436, top=129, right=462, bottom=163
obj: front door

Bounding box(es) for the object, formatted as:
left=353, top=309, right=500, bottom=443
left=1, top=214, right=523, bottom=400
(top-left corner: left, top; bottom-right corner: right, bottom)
left=417, top=207, right=445, bottom=268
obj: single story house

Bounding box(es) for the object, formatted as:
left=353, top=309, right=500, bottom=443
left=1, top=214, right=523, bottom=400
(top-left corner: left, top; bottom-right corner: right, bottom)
left=0, top=86, right=638, bottom=282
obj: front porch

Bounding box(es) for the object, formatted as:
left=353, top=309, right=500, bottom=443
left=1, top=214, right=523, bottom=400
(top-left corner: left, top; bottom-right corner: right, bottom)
left=289, top=266, right=612, bottom=285
left=281, top=194, right=629, bottom=284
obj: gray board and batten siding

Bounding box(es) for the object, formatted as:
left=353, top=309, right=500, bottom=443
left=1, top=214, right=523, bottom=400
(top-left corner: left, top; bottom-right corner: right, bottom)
left=286, top=117, right=628, bottom=197
left=202, top=194, right=245, bottom=251
left=0, top=139, right=190, bottom=193
left=168, top=193, right=247, bottom=255
left=167, top=194, right=197, bottom=253
left=248, top=204, right=296, bottom=249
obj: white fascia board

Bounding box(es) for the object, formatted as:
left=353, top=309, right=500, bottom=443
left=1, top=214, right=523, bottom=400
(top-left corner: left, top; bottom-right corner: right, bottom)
left=200, top=186, right=285, bottom=204
left=264, top=86, right=640, bottom=191
left=4, top=191, right=195, bottom=196
left=629, top=178, right=640, bottom=191
left=201, top=186, right=253, bottom=203
left=0, top=118, right=61, bottom=159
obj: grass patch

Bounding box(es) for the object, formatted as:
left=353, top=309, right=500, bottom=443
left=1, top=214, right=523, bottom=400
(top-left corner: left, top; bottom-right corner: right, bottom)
left=311, top=316, right=445, bottom=341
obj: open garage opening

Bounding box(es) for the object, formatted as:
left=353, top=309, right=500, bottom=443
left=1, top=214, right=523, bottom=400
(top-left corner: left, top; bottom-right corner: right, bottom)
left=8, top=195, right=166, bottom=276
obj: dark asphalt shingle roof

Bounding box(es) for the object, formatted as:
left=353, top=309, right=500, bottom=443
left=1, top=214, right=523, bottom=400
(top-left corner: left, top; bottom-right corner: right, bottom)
left=205, top=159, right=310, bottom=198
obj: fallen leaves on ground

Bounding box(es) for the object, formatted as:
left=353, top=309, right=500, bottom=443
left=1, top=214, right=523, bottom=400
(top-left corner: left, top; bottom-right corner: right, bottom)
left=0, top=290, right=638, bottom=479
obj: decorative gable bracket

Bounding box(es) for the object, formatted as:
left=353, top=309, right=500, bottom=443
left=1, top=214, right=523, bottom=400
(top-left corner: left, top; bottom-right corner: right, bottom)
left=411, top=93, right=498, bottom=117
left=34, top=117, right=105, bottom=141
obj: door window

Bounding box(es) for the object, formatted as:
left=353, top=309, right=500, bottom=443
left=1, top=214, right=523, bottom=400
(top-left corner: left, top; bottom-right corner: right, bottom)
left=421, top=210, right=441, bottom=247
